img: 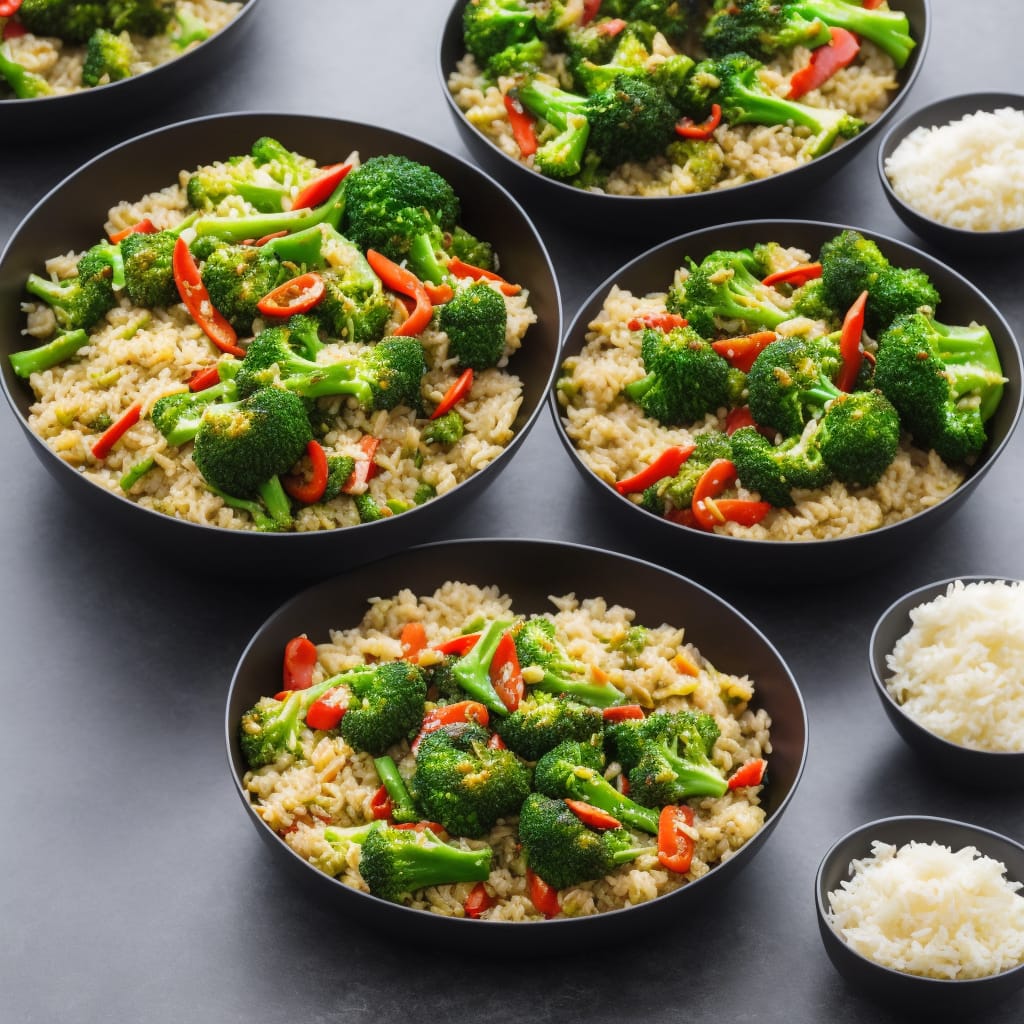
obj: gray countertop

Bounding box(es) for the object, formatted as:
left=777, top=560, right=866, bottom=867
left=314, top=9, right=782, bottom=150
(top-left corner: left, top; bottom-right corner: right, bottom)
left=2, top=2, right=1022, bottom=1021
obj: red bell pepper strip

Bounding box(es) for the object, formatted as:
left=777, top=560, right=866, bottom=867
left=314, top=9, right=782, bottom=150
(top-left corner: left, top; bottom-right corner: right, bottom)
left=251, top=230, right=289, bottom=247
left=761, top=262, right=822, bottom=289
left=489, top=630, right=524, bottom=712
left=725, top=405, right=756, bottom=436
left=836, top=289, right=868, bottom=392
left=188, top=364, right=222, bottom=392
left=602, top=704, right=646, bottom=722
left=305, top=687, right=346, bottom=731
left=2, top=18, right=26, bottom=38
left=282, top=635, right=318, bottom=691
left=342, top=435, right=380, bottom=494
left=565, top=799, right=622, bottom=831
left=581, top=0, right=602, bottom=23
left=447, top=256, right=522, bottom=296
left=596, top=17, right=626, bottom=36
left=424, top=281, right=454, bottom=305
left=464, top=881, right=494, bottom=919
left=256, top=272, right=326, bottom=317
left=787, top=27, right=861, bottom=100
left=710, top=330, right=777, bottom=373
left=862, top=0, right=884, bottom=9
left=706, top=498, right=772, bottom=529
left=393, top=821, right=447, bottom=834
left=0, top=0, right=23, bottom=16
left=626, top=312, right=688, bottom=332
left=665, top=506, right=700, bottom=528
left=399, top=622, right=428, bottom=662
left=365, top=248, right=433, bottom=336
left=289, top=163, right=351, bottom=212
left=282, top=439, right=329, bottom=504
left=370, top=785, right=392, bottom=820
left=431, top=368, right=474, bottom=420
left=432, top=631, right=482, bottom=657
left=486, top=732, right=507, bottom=750
left=90, top=401, right=141, bottom=460
left=727, top=757, right=767, bottom=790
left=691, top=458, right=738, bottom=529
left=411, top=700, right=490, bottom=753
left=172, top=236, right=244, bottom=356
left=614, top=444, right=695, bottom=495
left=108, top=218, right=156, bottom=244
left=657, top=804, right=696, bottom=873
left=503, top=94, right=538, bottom=158
left=527, top=868, right=560, bottom=918
left=675, top=103, right=722, bottom=140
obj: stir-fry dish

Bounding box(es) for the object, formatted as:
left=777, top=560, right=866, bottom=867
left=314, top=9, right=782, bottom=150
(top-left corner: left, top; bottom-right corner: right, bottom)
left=558, top=229, right=1007, bottom=540
left=449, top=0, right=914, bottom=195
left=0, top=0, right=243, bottom=98
left=239, top=582, right=771, bottom=919
left=10, top=140, right=535, bottom=532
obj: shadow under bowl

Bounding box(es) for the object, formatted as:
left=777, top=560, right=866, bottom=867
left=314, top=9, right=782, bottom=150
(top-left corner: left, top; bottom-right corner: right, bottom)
left=225, top=538, right=808, bottom=953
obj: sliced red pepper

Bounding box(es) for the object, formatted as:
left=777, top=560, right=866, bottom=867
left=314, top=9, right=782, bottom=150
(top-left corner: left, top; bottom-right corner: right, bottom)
left=616, top=772, right=631, bottom=796
left=432, top=631, right=482, bottom=656
left=0, top=0, right=24, bottom=17
left=188, top=364, right=222, bottom=392
left=602, top=704, right=646, bottom=722
left=710, top=331, right=777, bottom=373
left=657, top=804, right=696, bottom=873
left=691, top=458, right=738, bottom=530
left=172, top=236, right=243, bottom=357
left=282, top=635, right=318, bottom=691
left=424, top=281, right=454, bottom=305
left=282, top=439, right=329, bottom=504
left=626, top=312, right=688, bottom=332
left=725, top=405, right=756, bottom=436
left=305, top=688, right=346, bottom=731
left=862, top=0, right=884, bottom=7
left=399, top=622, right=428, bottom=662
left=2, top=19, right=25, bottom=38
left=108, top=218, right=156, bottom=244
left=411, top=700, right=490, bottom=753
left=503, top=93, right=538, bottom=158
left=727, top=757, right=767, bottom=790
left=90, top=401, right=141, bottom=460
left=256, top=271, right=326, bottom=317
left=289, top=163, right=351, bottom=212
left=366, top=248, right=433, bottom=337
left=447, top=256, right=522, bottom=296
left=251, top=230, right=289, bottom=247
left=370, top=785, right=392, bottom=820
left=614, top=444, right=695, bottom=496
left=489, top=631, right=524, bottom=713
left=675, top=103, right=722, bottom=140
left=341, top=435, right=380, bottom=494
left=761, top=262, right=822, bottom=289
left=431, top=368, right=474, bottom=420
left=393, top=820, right=447, bottom=834
left=565, top=799, right=621, bottom=831
left=486, top=732, right=507, bottom=750
left=463, top=881, right=494, bottom=919
left=596, top=17, right=626, bottom=36
left=527, top=867, right=560, bottom=918
left=701, top=498, right=772, bottom=529
left=581, top=0, right=602, bottom=23
left=788, top=27, right=861, bottom=100
left=665, top=506, right=700, bottom=528
left=836, top=289, right=868, bottom=392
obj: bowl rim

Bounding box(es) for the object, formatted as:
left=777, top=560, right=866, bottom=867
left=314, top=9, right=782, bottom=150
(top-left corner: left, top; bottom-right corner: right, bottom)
left=868, top=574, right=1024, bottom=761
left=0, top=110, right=563, bottom=546
left=224, top=534, right=810, bottom=931
left=437, top=0, right=931, bottom=207
left=549, top=216, right=1024, bottom=552
left=876, top=90, right=1024, bottom=241
left=815, top=813, right=1024, bottom=988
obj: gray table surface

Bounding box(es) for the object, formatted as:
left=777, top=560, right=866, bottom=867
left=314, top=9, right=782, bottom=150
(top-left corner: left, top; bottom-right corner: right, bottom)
left=2, top=2, right=1022, bottom=1021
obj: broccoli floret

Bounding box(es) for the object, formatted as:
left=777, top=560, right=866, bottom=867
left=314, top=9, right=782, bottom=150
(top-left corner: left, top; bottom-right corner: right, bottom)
left=337, top=660, right=428, bottom=756
left=494, top=693, right=604, bottom=761
left=24, top=242, right=121, bottom=334
left=813, top=389, right=900, bottom=486
left=18, top=0, right=105, bottom=42
left=422, top=410, right=465, bottom=446
left=0, top=41, right=53, bottom=97
left=730, top=422, right=831, bottom=506
left=606, top=625, right=650, bottom=668
left=108, top=0, right=175, bottom=36
left=665, top=138, right=726, bottom=192
left=119, top=230, right=181, bottom=307
left=449, top=618, right=518, bottom=715
left=463, top=0, right=537, bottom=64
left=81, top=27, right=136, bottom=87
left=569, top=22, right=653, bottom=95
left=447, top=226, right=495, bottom=272
left=150, top=364, right=240, bottom=445
left=518, top=793, right=656, bottom=890
left=486, top=35, right=548, bottom=78
left=533, top=738, right=661, bottom=834
left=702, top=0, right=831, bottom=61
left=874, top=312, right=1006, bottom=464
left=604, top=0, right=696, bottom=42
left=198, top=242, right=288, bottom=333
left=793, top=0, right=916, bottom=67
left=171, top=8, right=210, bottom=49
left=357, top=823, right=492, bottom=903
left=790, top=278, right=839, bottom=326
left=655, top=430, right=734, bottom=511
left=623, top=324, right=733, bottom=426
left=438, top=281, right=508, bottom=370
left=562, top=19, right=627, bottom=90
left=410, top=721, right=532, bottom=838
left=320, top=454, right=356, bottom=502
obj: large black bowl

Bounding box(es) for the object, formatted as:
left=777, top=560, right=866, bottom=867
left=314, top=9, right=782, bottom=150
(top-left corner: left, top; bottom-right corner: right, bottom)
left=0, top=113, right=562, bottom=580
left=225, top=538, right=807, bottom=953
left=0, top=0, right=262, bottom=140
left=551, top=218, right=1022, bottom=581
left=816, top=816, right=1024, bottom=1014
left=438, top=0, right=929, bottom=234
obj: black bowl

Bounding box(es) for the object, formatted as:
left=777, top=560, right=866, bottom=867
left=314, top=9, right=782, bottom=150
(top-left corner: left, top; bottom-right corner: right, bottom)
left=551, top=218, right=1023, bottom=582
left=816, top=815, right=1024, bottom=1014
left=869, top=576, right=1024, bottom=787
left=225, top=538, right=807, bottom=953
left=877, top=92, right=1024, bottom=255
left=438, top=1, right=929, bottom=234
left=0, top=0, right=262, bottom=140
left=0, top=113, right=562, bottom=581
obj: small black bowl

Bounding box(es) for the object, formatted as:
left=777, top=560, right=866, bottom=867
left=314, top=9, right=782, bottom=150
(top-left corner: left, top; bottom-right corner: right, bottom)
left=0, top=0, right=262, bottom=140
left=869, top=576, right=1024, bottom=787
left=438, top=1, right=929, bottom=234
left=816, top=816, right=1024, bottom=1014
left=877, top=92, right=1024, bottom=255
left=551, top=218, right=1022, bottom=582
left=225, top=538, right=808, bottom=953
left=0, top=113, right=562, bottom=581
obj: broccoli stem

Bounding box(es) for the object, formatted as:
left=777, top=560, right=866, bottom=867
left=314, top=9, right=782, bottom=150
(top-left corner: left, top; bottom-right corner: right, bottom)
left=794, top=0, right=915, bottom=67
left=258, top=476, right=294, bottom=529
left=532, top=671, right=626, bottom=708
left=452, top=618, right=517, bottom=715
left=565, top=771, right=660, bottom=834
left=373, top=756, right=420, bottom=824
left=930, top=321, right=1006, bottom=421
left=0, top=43, right=52, bottom=98
left=9, top=329, right=90, bottom=377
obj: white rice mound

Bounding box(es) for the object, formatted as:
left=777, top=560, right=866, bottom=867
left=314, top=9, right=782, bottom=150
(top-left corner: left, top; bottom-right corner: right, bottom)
left=885, top=579, right=1024, bottom=752
left=885, top=108, right=1024, bottom=232
left=242, top=581, right=773, bottom=920
left=826, top=839, right=1024, bottom=980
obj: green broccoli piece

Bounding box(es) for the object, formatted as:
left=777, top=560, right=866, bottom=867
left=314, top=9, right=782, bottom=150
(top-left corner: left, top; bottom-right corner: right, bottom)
left=814, top=388, right=901, bottom=486
left=422, top=410, right=465, bottom=446
left=494, top=693, right=604, bottom=761
left=486, top=35, right=548, bottom=78
left=729, top=423, right=831, bottom=506
left=9, top=329, right=89, bottom=378
left=702, top=0, right=831, bottom=61
left=81, top=27, right=136, bottom=87
left=665, top=138, right=726, bottom=192
left=372, top=755, right=420, bottom=824
left=449, top=618, right=518, bottom=715
left=150, top=363, right=240, bottom=445
left=462, top=0, right=537, bottom=64
left=24, top=243, right=121, bottom=334
left=0, top=41, right=52, bottom=97
left=793, top=0, right=916, bottom=67
left=171, top=8, right=210, bottom=49
left=119, top=230, right=181, bottom=308
left=651, top=430, right=734, bottom=512
left=337, top=661, right=428, bottom=756
left=447, top=226, right=496, bottom=273
left=18, top=0, right=105, bottom=42
left=438, top=281, right=508, bottom=370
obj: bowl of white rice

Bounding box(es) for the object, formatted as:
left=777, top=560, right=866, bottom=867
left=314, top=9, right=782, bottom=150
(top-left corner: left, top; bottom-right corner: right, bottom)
left=869, top=576, right=1024, bottom=787
left=816, top=815, right=1024, bottom=1012
left=878, top=92, right=1024, bottom=254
